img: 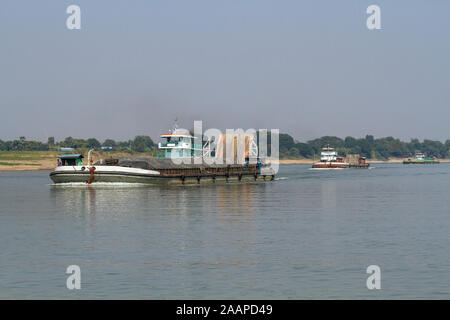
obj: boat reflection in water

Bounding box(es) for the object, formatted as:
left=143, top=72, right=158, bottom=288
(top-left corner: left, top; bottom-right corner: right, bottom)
left=50, top=181, right=266, bottom=221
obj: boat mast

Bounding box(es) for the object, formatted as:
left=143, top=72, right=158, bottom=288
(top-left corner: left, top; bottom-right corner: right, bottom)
left=87, top=149, right=95, bottom=166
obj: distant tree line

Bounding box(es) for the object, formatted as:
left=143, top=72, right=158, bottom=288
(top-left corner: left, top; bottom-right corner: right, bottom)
left=0, top=136, right=157, bottom=154
left=276, top=134, right=450, bottom=159
left=1, top=134, right=450, bottom=159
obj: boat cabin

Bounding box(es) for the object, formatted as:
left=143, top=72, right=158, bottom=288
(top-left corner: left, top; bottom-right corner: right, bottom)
left=320, top=147, right=338, bottom=162
left=415, top=152, right=425, bottom=160
left=58, top=154, right=84, bottom=166
left=158, top=129, right=202, bottom=159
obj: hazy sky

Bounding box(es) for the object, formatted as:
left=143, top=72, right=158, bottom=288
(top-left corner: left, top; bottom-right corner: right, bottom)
left=1, top=0, right=449, bottom=143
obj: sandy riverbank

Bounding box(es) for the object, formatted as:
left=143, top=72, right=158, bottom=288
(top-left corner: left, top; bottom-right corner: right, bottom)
left=277, top=159, right=313, bottom=165
left=0, top=151, right=130, bottom=172
left=0, top=152, right=57, bottom=171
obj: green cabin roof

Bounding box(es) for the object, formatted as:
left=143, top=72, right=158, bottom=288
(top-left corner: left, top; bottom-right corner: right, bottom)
left=58, top=154, right=84, bottom=159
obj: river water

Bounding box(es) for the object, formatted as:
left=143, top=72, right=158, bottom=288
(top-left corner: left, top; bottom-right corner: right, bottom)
left=1, top=164, right=449, bottom=299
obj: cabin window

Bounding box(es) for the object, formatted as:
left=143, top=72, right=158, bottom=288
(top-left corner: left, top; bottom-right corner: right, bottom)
left=167, top=137, right=180, bottom=143
left=59, top=156, right=83, bottom=166
left=63, top=159, right=76, bottom=166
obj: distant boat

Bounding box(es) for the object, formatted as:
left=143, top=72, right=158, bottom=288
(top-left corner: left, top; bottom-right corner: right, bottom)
left=312, top=146, right=369, bottom=169
left=403, top=152, right=439, bottom=164
left=312, top=146, right=349, bottom=169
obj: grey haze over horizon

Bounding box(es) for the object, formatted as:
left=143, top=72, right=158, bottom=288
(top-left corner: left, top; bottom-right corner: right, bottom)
left=1, top=0, right=449, bottom=143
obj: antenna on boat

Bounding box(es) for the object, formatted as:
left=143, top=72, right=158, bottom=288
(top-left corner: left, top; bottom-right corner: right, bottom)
left=168, top=118, right=178, bottom=134
left=87, top=149, right=95, bottom=166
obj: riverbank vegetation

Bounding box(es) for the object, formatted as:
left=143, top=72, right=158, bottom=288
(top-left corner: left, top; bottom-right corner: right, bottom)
left=0, top=136, right=162, bottom=156
left=1, top=134, right=450, bottom=160
left=277, top=134, right=450, bottom=160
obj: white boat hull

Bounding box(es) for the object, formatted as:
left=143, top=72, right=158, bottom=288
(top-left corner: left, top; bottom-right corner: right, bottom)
left=50, top=166, right=162, bottom=184
left=49, top=165, right=275, bottom=185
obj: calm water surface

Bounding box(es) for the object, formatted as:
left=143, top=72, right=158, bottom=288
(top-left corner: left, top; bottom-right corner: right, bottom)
left=1, top=164, right=449, bottom=299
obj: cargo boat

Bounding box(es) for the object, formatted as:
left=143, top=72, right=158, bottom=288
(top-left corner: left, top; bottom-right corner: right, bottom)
left=311, top=146, right=369, bottom=169
left=403, top=152, right=439, bottom=164
left=49, top=127, right=276, bottom=185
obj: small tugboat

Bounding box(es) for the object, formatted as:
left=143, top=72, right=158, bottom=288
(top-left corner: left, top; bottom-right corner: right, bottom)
left=49, top=126, right=276, bottom=185
left=312, top=146, right=349, bottom=169
left=311, top=146, right=369, bottom=169
left=403, top=152, right=439, bottom=164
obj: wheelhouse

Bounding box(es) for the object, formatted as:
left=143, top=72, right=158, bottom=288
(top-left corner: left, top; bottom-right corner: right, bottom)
left=158, top=130, right=202, bottom=159
left=415, top=152, right=425, bottom=160
left=320, top=147, right=338, bottom=162
left=58, top=154, right=84, bottom=166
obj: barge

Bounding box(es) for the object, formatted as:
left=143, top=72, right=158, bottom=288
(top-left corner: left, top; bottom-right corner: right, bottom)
left=49, top=127, right=276, bottom=185
left=403, top=152, right=439, bottom=164
left=312, top=147, right=369, bottom=169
